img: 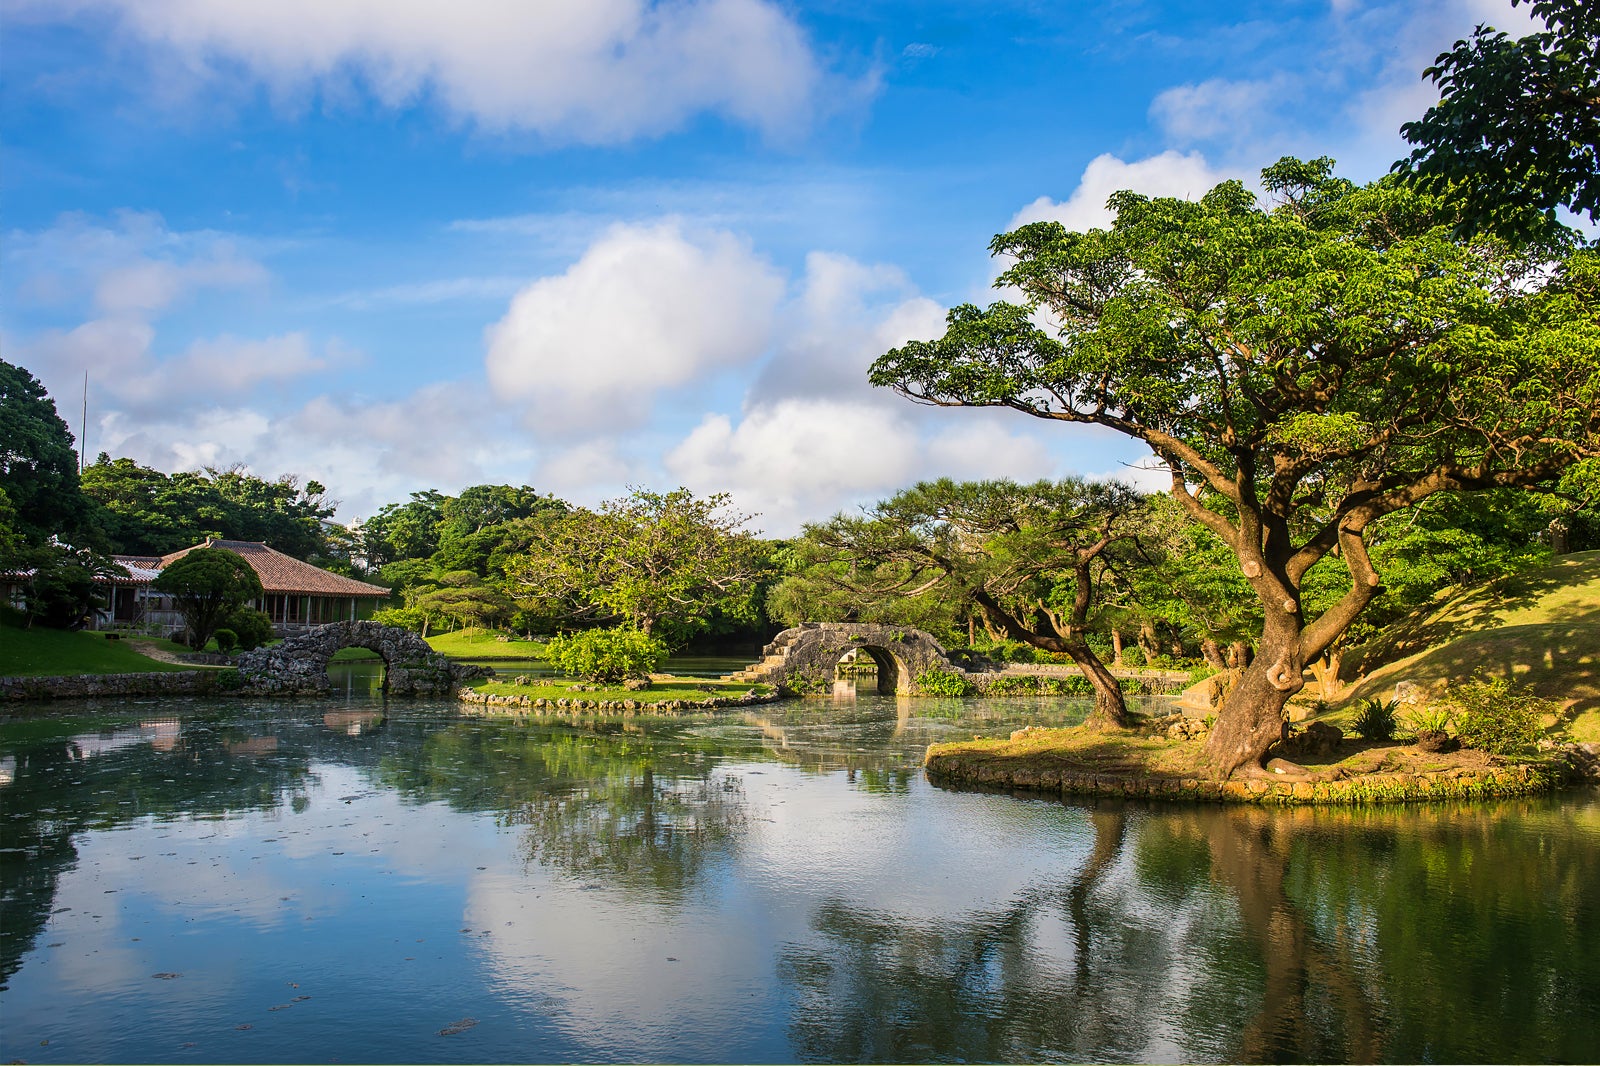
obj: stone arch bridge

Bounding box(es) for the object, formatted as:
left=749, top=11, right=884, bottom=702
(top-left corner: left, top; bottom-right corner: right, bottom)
left=726, top=623, right=963, bottom=695
left=235, top=620, right=490, bottom=696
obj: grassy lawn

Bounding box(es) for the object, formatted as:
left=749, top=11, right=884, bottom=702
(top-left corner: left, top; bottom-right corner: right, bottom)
left=471, top=675, right=768, bottom=704
left=0, top=624, right=195, bottom=677
left=1335, top=550, right=1600, bottom=724
left=427, top=627, right=546, bottom=660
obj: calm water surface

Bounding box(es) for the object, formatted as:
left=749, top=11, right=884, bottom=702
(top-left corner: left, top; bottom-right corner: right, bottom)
left=1, top=674, right=1597, bottom=1064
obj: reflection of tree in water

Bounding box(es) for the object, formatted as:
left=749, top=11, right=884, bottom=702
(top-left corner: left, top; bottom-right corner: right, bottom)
left=0, top=716, right=316, bottom=990
left=508, top=765, right=746, bottom=896
left=375, top=720, right=753, bottom=896
left=778, top=800, right=1600, bottom=1064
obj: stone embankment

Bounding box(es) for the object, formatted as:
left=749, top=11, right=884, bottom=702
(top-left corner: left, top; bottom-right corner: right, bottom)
left=924, top=749, right=1573, bottom=805
left=0, top=671, right=228, bottom=701
left=459, top=687, right=783, bottom=715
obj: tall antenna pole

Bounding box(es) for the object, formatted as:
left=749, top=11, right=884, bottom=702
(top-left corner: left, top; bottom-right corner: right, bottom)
left=80, top=371, right=88, bottom=474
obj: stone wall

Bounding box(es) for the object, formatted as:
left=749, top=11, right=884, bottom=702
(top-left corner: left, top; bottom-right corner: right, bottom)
left=234, top=620, right=490, bottom=696
left=0, top=671, right=227, bottom=702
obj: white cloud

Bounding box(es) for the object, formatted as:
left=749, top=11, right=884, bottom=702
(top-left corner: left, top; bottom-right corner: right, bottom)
left=666, top=398, right=920, bottom=533
left=6, top=211, right=269, bottom=316
left=1009, top=151, right=1239, bottom=233
left=1149, top=75, right=1292, bottom=146
left=484, top=219, right=785, bottom=435
left=21, top=0, right=831, bottom=143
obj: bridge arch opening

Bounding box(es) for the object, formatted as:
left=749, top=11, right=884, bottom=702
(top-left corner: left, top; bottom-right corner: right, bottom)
left=832, top=644, right=909, bottom=695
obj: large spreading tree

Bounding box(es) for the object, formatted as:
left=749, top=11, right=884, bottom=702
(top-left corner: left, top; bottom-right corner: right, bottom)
left=780, top=477, right=1148, bottom=728
left=870, top=159, right=1600, bottom=777
left=504, top=487, right=764, bottom=646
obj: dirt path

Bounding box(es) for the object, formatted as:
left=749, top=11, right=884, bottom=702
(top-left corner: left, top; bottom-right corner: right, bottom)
left=124, top=639, right=194, bottom=665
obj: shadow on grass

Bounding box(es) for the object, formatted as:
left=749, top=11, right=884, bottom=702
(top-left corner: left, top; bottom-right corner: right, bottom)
left=1350, top=608, right=1600, bottom=714
left=1360, top=553, right=1600, bottom=672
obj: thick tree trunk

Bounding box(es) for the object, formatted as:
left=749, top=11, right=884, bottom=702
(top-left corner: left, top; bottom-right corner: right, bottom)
left=1203, top=615, right=1303, bottom=777
left=1111, top=629, right=1125, bottom=667
left=1200, top=638, right=1226, bottom=671
left=1308, top=648, right=1343, bottom=701
left=1063, top=640, right=1131, bottom=730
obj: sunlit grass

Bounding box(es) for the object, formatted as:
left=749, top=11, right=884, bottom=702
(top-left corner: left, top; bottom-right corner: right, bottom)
left=426, top=627, right=547, bottom=660
left=0, top=622, right=194, bottom=677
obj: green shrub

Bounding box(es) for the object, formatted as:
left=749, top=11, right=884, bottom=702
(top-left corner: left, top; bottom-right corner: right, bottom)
left=1352, top=697, right=1399, bottom=741
left=1119, top=647, right=1147, bottom=668
left=915, top=667, right=974, bottom=697
left=222, top=607, right=275, bottom=651
left=212, top=628, right=237, bottom=653
left=544, top=628, right=668, bottom=684
left=371, top=606, right=428, bottom=632
left=1404, top=705, right=1455, bottom=735
left=1447, top=675, right=1552, bottom=755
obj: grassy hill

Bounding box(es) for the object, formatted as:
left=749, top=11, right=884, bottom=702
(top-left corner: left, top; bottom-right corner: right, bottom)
left=1342, top=550, right=1600, bottom=738
left=0, top=620, right=195, bottom=677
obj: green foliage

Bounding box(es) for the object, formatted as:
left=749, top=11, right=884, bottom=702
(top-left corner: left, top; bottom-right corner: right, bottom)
left=1352, top=697, right=1400, bottom=742
left=80, top=455, right=336, bottom=559
left=153, top=548, right=264, bottom=650
left=212, top=628, right=237, bottom=653
left=1396, top=0, right=1599, bottom=243
left=775, top=477, right=1145, bottom=710
left=505, top=487, right=765, bottom=647
left=17, top=545, right=124, bottom=630
left=1447, top=675, right=1554, bottom=755
left=0, top=359, right=91, bottom=547
left=869, top=157, right=1600, bottom=768
left=1405, top=705, right=1456, bottom=735
left=372, top=605, right=429, bottom=632
left=222, top=606, right=274, bottom=651
left=914, top=667, right=974, bottom=697
left=544, top=628, right=668, bottom=684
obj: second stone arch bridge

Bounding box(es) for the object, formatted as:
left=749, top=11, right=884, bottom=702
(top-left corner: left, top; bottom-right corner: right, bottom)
left=726, top=623, right=963, bottom=695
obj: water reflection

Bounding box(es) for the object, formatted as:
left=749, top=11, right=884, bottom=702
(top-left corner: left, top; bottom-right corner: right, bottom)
left=0, top=698, right=1596, bottom=1064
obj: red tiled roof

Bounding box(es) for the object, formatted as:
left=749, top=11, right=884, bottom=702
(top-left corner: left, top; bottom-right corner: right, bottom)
left=157, top=540, right=391, bottom=597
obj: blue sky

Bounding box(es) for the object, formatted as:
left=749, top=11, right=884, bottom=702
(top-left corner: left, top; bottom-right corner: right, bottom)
left=1, top=0, right=1526, bottom=533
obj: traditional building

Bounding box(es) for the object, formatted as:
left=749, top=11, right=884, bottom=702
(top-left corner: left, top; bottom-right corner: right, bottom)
left=95, top=538, right=392, bottom=636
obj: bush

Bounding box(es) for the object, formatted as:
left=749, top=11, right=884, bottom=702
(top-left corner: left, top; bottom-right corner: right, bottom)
left=1119, top=647, right=1147, bottom=668
left=544, top=628, right=667, bottom=684
left=371, top=606, right=428, bottom=633
left=915, top=667, right=974, bottom=697
left=1404, top=705, right=1455, bottom=735
left=222, top=607, right=275, bottom=651
left=1351, top=697, right=1399, bottom=741
left=212, top=628, right=237, bottom=653
left=1447, top=675, right=1552, bottom=755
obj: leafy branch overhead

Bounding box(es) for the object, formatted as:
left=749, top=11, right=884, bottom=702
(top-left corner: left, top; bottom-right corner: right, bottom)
left=1395, top=0, right=1600, bottom=243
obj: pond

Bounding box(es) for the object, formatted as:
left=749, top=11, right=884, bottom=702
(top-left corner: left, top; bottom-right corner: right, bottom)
left=1, top=679, right=1597, bottom=1064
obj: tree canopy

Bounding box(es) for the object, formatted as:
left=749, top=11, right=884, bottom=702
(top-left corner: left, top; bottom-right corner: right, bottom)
left=779, top=477, right=1148, bottom=727
left=870, top=158, right=1600, bottom=775
left=152, top=547, right=264, bottom=650
left=0, top=360, right=90, bottom=547
left=504, top=487, right=763, bottom=646
left=1396, top=0, right=1599, bottom=243
left=80, top=455, right=335, bottom=560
